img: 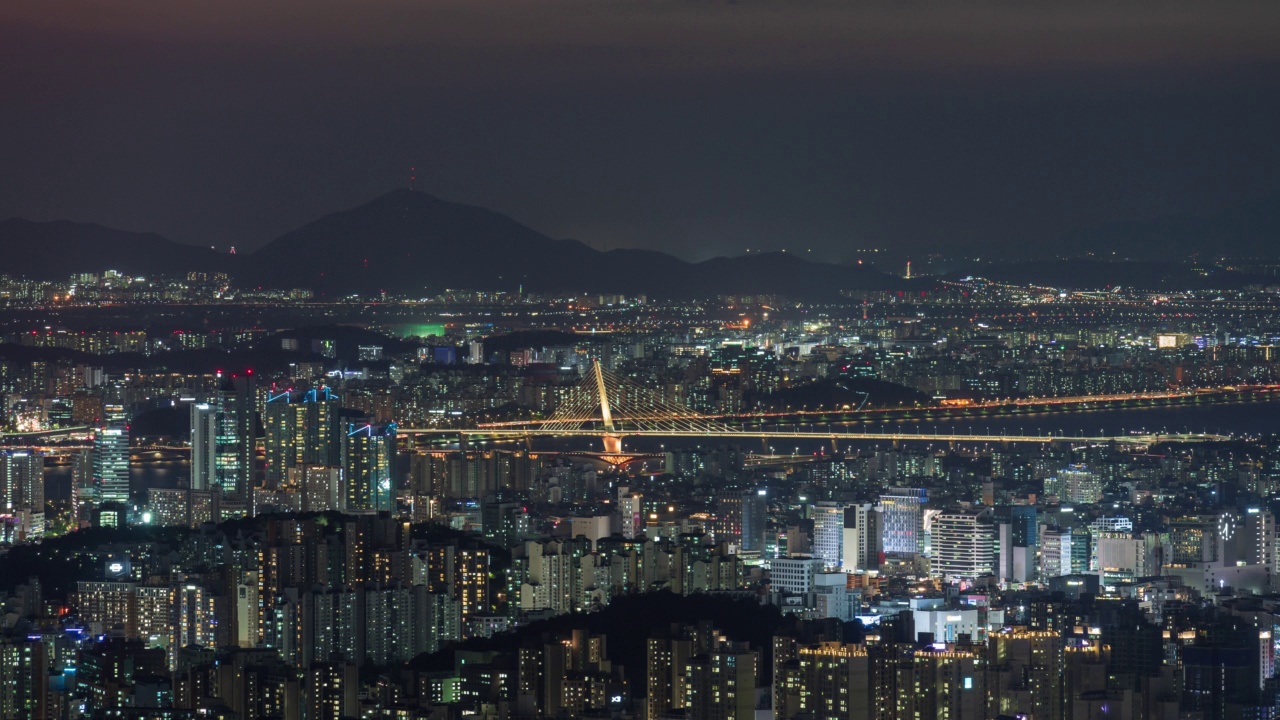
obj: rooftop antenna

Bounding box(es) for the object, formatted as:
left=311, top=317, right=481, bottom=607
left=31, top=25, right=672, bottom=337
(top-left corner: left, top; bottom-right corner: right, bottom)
left=409, top=166, right=417, bottom=191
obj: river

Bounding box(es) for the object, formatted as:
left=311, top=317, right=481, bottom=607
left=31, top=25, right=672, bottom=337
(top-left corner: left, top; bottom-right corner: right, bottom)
left=42, top=400, right=1280, bottom=500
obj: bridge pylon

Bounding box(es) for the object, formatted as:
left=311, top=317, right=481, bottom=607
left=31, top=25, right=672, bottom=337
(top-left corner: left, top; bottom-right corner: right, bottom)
left=536, top=359, right=731, bottom=452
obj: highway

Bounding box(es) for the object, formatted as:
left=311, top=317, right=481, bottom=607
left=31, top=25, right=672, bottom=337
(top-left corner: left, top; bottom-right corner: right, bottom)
left=396, top=428, right=1227, bottom=444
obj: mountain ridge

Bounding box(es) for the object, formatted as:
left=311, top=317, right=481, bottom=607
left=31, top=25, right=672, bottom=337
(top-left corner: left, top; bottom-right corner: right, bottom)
left=0, top=217, right=235, bottom=279
left=5, top=188, right=1276, bottom=295
left=241, top=189, right=898, bottom=297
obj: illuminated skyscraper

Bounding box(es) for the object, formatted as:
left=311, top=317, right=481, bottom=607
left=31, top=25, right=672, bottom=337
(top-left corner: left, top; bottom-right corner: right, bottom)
left=454, top=547, right=490, bottom=620
left=777, top=642, right=872, bottom=720
left=197, top=374, right=258, bottom=498
left=813, top=502, right=847, bottom=569
left=841, top=503, right=880, bottom=572
left=262, top=391, right=295, bottom=486
left=298, top=387, right=340, bottom=466
left=0, top=639, right=47, bottom=719
left=741, top=488, right=768, bottom=553
left=880, top=488, right=927, bottom=559
left=0, top=450, right=44, bottom=540
left=684, top=644, right=758, bottom=720
left=190, top=402, right=218, bottom=491
left=306, top=661, right=358, bottom=720
left=618, top=488, right=643, bottom=540
left=93, top=423, right=130, bottom=505
left=265, top=387, right=340, bottom=486
left=1055, top=464, right=1101, bottom=505
left=341, top=422, right=396, bottom=512
left=931, top=508, right=995, bottom=583
left=0, top=450, right=42, bottom=513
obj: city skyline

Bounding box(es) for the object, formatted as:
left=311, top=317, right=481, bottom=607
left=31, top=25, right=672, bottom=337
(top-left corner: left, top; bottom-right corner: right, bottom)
left=6, top=2, right=1280, bottom=718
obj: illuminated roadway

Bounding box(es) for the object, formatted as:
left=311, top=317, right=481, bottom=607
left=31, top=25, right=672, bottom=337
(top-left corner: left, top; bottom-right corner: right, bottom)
left=472, top=386, right=1280, bottom=429
left=396, top=428, right=1228, bottom=445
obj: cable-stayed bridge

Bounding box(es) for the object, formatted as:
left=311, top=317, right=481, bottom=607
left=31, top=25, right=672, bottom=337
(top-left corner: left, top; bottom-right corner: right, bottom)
left=396, top=361, right=1227, bottom=449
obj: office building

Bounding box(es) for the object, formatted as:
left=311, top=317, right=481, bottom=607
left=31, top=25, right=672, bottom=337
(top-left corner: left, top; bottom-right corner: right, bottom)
left=0, top=450, right=43, bottom=533
left=190, top=402, right=218, bottom=491
left=994, top=505, right=1037, bottom=583
left=880, top=488, right=927, bottom=559
left=1057, top=464, right=1101, bottom=505
left=209, top=374, right=257, bottom=498
left=771, top=557, right=825, bottom=595
left=813, top=501, right=846, bottom=569
left=930, top=509, right=994, bottom=583
left=93, top=424, right=130, bottom=505
left=841, top=503, right=880, bottom=572
left=1040, top=526, right=1077, bottom=579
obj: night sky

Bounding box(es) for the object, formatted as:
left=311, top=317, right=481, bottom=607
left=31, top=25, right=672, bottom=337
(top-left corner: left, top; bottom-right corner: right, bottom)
left=3, top=1, right=1279, bottom=262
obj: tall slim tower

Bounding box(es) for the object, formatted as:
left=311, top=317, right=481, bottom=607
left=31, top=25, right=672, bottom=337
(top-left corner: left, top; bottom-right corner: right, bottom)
left=93, top=424, right=129, bottom=505
left=231, top=374, right=257, bottom=498
left=190, top=403, right=218, bottom=491
left=813, top=502, right=846, bottom=569
left=209, top=374, right=257, bottom=498
left=0, top=451, right=42, bottom=512
left=262, top=391, right=295, bottom=486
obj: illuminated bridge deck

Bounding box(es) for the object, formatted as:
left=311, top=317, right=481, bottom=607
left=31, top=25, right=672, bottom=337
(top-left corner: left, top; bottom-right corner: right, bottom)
left=397, top=428, right=1227, bottom=445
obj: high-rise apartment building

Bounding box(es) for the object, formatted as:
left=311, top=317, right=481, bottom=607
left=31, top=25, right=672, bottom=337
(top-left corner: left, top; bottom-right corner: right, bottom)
left=775, top=642, right=872, bottom=720
left=619, top=489, right=644, bottom=540
left=713, top=488, right=769, bottom=553
left=908, top=644, right=986, bottom=719
left=987, top=630, right=1064, bottom=720
left=0, top=639, right=47, bottom=719
left=341, top=423, right=396, bottom=512
left=684, top=645, right=758, bottom=720
left=264, top=387, right=340, bottom=485
left=262, top=391, right=294, bottom=486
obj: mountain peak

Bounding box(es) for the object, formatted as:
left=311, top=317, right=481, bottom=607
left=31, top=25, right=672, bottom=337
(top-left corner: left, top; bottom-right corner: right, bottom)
left=242, top=191, right=894, bottom=297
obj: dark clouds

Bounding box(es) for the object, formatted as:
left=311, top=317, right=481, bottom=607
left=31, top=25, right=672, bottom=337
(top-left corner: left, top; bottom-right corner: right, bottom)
left=2, top=1, right=1279, bottom=261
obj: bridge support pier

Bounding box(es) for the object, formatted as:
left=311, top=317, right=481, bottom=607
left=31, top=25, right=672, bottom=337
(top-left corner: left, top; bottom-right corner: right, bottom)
left=603, top=433, right=623, bottom=454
